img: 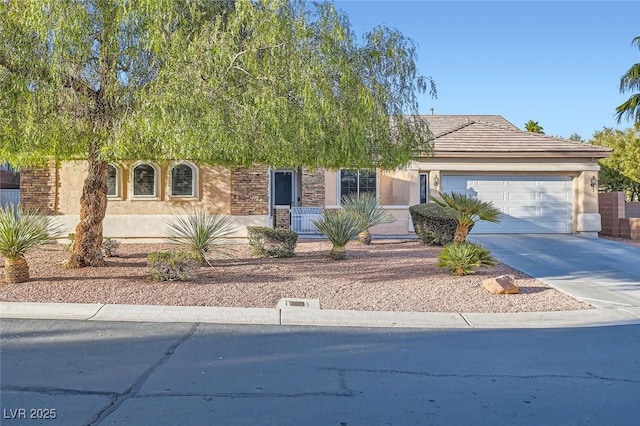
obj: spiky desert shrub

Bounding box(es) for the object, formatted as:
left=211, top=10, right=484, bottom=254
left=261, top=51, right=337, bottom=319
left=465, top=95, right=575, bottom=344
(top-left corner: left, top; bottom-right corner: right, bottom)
left=436, top=242, right=496, bottom=276
left=341, top=192, right=395, bottom=245
left=0, top=205, right=63, bottom=283
left=312, top=209, right=365, bottom=260
left=166, top=207, right=234, bottom=263
left=247, top=226, right=298, bottom=258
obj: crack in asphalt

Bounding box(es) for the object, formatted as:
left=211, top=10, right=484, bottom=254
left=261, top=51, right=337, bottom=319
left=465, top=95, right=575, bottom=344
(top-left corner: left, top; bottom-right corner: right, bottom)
left=321, top=367, right=640, bottom=384
left=1, top=385, right=117, bottom=397
left=133, top=390, right=355, bottom=398
left=87, top=323, right=199, bottom=426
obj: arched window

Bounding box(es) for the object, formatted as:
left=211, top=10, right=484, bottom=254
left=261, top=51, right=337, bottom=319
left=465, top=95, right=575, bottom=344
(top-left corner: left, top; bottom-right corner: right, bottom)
left=170, top=162, right=198, bottom=198
left=106, top=164, right=119, bottom=198
left=132, top=163, right=158, bottom=197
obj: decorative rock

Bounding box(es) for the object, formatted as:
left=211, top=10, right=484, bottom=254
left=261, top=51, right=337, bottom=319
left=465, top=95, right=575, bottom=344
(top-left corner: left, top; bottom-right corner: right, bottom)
left=482, top=275, right=519, bottom=294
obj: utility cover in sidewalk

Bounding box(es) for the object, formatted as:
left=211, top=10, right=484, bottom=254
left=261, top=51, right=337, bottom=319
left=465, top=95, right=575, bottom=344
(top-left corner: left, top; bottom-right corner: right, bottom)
left=276, top=298, right=321, bottom=310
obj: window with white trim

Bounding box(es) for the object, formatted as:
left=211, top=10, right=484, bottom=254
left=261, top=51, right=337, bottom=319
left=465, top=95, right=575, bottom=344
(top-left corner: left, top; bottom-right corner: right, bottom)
left=107, top=164, right=119, bottom=198
left=170, top=162, right=197, bottom=197
left=339, top=169, right=377, bottom=200
left=132, top=163, right=158, bottom=197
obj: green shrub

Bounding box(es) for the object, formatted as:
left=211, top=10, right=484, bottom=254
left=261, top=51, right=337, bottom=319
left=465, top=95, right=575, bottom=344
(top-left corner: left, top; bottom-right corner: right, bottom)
left=436, top=242, right=496, bottom=276
left=102, top=237, right=120, bottom=258
left=409, top=203, right=458, bottom=246
left=247, top=226, right=298, bottom=258
left=147, top=250, right=200, bottom=282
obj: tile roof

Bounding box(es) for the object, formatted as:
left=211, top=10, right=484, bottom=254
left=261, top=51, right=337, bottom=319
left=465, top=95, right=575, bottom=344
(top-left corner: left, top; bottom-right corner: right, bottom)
left=416, top=115, right=611, bottom=158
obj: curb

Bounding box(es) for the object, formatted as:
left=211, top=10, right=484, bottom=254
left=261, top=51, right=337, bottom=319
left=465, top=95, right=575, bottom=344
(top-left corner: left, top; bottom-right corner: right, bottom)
left=2, top=301, right=640, bottom=329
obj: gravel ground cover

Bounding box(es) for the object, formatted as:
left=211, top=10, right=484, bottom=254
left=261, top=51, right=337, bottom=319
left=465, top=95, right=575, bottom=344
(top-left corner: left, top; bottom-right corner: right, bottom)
left=0, top=239, right=594, bottom=313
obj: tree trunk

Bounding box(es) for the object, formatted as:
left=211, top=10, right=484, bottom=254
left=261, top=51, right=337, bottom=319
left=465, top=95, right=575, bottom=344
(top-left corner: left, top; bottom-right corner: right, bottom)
left=330, top=245, right=347, bottom=260
left=453, top=224, right=470, bottom=244
left=358, top=229, right=372, bottom=245
left=66, top=145, right=108, bottom=268
left=5, top=256, right=30, bottom=284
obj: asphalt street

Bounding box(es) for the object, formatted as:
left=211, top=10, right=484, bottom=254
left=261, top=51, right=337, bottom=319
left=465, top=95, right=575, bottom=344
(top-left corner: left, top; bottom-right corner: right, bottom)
left=2, top=319, right=640, bottom=425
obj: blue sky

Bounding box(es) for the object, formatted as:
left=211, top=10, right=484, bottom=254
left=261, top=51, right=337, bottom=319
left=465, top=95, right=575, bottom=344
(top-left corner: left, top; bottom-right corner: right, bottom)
left=333, top=0, right=640, bottom=140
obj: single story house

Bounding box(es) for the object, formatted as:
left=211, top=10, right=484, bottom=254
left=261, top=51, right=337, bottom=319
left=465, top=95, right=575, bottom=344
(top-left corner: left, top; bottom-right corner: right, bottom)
left=19, top=115, right=611, bottom=240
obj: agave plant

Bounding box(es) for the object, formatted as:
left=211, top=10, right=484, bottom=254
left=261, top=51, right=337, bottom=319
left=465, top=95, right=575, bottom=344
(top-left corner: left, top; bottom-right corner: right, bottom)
left=436, top=242, right=496, bottom=276
left=166, top=207, right=235, bottom=263
left=0, top=205, right=64, bottom=284
left=341, top=192, right=395, bottom=245
left=430, top=191, right=501, bottom=243
left=312, top=209, right=365, bottom=260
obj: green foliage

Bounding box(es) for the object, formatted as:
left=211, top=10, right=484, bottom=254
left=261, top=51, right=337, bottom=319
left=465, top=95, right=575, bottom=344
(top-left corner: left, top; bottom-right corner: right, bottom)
left=166, top=207, right=234, bottom=262
left=0, top=205, right=63, bottom=259
left=247, top=226, right=298, bottom=258
left=615, top=36, right=640, bottom=125
left=409, top=203, right=458, bottom=246
left=0, top=0, right=434, bottom=169
left=437, top=243, right=496, bottom=276
left=147, top=250, right=200, bottom=282
left=341, top=192, right=395, bottom=229
left=590, top=127, right=640, bottom=200
left=312, top=209, right=365, bottom=259
left=524, top=120, right=545, bottom=134
left=101, top=238, right=120, bottom=258
left=430, top=192, right=501, bottom=243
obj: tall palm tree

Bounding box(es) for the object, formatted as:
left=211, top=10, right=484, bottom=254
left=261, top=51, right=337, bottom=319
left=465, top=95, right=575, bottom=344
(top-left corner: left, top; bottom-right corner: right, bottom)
left=524, top=120, right=545, bottom=134
left=616, top=36, right=640, bottom=125
left=430, top=191, right=501, bottom=243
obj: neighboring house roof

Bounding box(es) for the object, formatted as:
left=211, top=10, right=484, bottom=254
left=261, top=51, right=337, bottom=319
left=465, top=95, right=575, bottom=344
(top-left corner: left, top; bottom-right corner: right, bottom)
left=417, top=115, right=611, bottom=159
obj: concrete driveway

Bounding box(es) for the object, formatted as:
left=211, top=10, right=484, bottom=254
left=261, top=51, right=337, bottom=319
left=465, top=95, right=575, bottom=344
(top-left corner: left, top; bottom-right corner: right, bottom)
left=469, top=234, right=640, bottom=309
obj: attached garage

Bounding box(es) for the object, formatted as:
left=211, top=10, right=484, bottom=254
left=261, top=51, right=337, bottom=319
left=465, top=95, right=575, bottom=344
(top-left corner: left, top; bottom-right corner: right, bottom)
left=442, top=175, right=573, bottom=233
left=406, top=115, right=612, bottom=237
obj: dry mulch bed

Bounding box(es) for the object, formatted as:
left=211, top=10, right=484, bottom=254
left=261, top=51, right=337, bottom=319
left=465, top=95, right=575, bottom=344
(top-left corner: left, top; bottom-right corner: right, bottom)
left=0, top=239, right=593, bottom=313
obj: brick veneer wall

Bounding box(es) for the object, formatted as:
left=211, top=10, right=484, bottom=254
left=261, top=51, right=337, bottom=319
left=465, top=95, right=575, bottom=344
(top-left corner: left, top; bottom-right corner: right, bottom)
left=598, top=192, right=623, bottom=237
left=19, top=166, right=58, bottom=214
left=230, top=166, right=268, bottom=215
left=599, top=192, right=640, bottom=239
left=301, top=168, right=325, bottom=207
left=273, top=206, right=291, bottom=229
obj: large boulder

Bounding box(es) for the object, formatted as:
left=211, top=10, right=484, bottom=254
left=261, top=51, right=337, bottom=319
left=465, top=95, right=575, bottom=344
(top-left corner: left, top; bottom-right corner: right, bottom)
left=482, top=275, right=519, bottom=294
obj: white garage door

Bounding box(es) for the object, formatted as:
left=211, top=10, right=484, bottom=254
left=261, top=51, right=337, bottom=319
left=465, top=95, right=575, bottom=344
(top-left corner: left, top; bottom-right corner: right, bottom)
left=441, top=175, right=573, bottom=233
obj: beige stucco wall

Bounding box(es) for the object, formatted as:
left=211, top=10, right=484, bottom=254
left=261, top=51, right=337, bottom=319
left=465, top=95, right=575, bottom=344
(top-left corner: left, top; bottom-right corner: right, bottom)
left=57, top=161, right=232, bottom=215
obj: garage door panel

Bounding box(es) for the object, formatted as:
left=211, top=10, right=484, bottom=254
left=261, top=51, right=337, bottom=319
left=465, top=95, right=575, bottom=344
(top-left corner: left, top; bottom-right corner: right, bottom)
left=442, top=175, right=573, bottom=234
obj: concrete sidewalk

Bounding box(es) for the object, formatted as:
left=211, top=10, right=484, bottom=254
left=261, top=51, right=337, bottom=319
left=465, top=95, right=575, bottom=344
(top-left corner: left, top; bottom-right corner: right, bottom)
left=2, top=300, right=640, bottom=329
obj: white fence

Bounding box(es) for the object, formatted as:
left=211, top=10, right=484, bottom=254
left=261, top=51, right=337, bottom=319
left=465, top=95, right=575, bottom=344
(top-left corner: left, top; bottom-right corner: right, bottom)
left=290, top=207, right=323, bottom=234
left=0, top=189, right=20, bottom=208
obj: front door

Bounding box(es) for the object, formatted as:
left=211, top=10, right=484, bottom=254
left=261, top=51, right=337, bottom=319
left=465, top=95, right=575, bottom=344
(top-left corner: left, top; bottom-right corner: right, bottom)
left=273, top=171, right=294, bottom=206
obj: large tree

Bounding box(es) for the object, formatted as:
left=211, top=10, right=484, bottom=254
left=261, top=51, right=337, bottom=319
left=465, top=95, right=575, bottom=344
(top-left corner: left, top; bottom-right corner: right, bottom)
left=590, top=126, right=640, bottom=201
left=616, top=36, right=640, bottom=125
left=0, top=0, right=435, bottom=267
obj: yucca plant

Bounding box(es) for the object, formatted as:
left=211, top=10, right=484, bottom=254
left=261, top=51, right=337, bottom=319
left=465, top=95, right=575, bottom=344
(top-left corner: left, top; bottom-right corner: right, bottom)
left=312, top=209, right=366, bottom=260
left=166, top=207, right=235, bottom=263
left=436, top=242, right=496, bottom=276
left=0, top=205, right=64, bottom=284
left=341, top=192, right=395, bottom=245
left=430, top=191, right=501, bottom=243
